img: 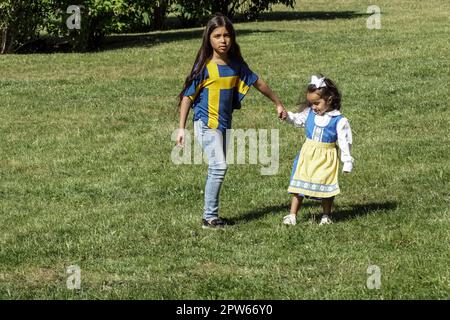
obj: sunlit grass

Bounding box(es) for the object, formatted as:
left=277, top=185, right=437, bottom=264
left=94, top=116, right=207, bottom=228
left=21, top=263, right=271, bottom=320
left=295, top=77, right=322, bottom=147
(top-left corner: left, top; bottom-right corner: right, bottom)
left=0, top=0, right=449, bottom=299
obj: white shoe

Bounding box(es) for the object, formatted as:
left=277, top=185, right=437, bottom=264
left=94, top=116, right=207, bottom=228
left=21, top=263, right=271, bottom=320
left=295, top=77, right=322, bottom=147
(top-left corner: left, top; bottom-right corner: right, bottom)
left=283, top=214, right=296, bottom=226
left=319, top=215, right=333, bottom=226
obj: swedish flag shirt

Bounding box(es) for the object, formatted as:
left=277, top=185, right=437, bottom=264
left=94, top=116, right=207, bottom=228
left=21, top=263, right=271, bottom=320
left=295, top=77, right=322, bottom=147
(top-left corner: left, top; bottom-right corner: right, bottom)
left=184, top=60, right=258, bottom=132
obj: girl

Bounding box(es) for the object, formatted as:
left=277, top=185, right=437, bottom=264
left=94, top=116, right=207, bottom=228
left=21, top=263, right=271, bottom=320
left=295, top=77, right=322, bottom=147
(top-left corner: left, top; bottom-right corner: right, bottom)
left=176, top=13, right=287, bottom=229
left=283, top=75, right=354, bottom=226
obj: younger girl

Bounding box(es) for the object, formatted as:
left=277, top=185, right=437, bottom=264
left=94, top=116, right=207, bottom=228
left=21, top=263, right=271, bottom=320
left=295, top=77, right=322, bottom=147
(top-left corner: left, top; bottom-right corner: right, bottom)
left=176, top=14, right=287, bottom=229
left=283, top=75, right=354, bottom=226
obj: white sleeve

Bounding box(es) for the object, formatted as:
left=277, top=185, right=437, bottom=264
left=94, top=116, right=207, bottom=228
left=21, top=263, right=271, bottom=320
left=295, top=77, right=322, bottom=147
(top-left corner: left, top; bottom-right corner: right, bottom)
left=286, top=108, right=309, bottom=128
left=336, top=117, right=354, bottom=173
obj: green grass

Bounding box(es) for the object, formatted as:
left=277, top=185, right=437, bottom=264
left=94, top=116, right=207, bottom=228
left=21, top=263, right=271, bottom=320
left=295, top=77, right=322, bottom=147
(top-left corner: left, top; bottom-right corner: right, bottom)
left=0, top=0, right=449, bottom=299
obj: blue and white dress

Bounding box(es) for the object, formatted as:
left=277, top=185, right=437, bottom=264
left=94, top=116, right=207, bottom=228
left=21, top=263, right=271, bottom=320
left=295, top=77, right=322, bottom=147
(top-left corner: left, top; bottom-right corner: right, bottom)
left=287, top=108, right=354, bottom=199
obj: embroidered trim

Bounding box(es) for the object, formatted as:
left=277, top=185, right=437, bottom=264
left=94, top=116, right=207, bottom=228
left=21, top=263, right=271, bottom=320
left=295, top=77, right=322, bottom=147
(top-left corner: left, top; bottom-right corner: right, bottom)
left=289, top=179, right=339, bottom=192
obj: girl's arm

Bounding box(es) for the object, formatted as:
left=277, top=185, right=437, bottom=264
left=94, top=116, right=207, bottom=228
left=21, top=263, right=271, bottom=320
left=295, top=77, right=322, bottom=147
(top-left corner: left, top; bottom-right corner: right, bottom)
left=337, top=118, right=354, bottom=173
left=176, top=96, right=193, bottom=147
left=253, top=78, right=287, bottom=119
left=286, top=109, right=309, bottom=128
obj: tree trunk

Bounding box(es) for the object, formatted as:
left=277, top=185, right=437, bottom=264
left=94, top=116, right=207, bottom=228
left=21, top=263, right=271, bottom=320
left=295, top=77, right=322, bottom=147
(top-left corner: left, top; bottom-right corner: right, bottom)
left=211, top=0, right=231, bottom=16
left=1, top=28, right=8, bottom=54
left=1, top=26, right=14, bottom=54
left=152, top=1, right=168, bottom=30
left=228, top=0, right=240, bottom=18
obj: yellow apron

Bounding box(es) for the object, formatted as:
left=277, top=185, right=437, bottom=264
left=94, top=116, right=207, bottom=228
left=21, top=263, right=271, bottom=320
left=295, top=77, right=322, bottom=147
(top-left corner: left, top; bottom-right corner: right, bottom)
left=288, top=139, right=340, bottom=198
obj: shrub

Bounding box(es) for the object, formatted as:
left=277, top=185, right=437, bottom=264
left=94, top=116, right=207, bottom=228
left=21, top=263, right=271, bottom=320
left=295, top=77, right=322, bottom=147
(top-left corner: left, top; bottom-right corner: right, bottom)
left=0, top=0, right=50, bottom=53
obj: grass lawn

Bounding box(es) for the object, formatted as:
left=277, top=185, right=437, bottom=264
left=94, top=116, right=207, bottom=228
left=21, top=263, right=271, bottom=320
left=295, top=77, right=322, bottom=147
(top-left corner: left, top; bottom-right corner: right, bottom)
left=0, top=0, right=449, bottom=299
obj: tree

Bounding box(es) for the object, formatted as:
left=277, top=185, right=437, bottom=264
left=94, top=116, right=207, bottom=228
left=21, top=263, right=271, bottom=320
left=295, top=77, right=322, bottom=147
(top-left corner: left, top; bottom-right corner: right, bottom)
left=173, top=0, right=296, bottom=26
left=240, top=0, right=296, bottom=20
left=46, top=0, right=133, bottom=51
left=50, top=0, right=161, bottom=50
left=150, top=0, right=172, bottom=30
left=0, top=0, right=49, bottom=54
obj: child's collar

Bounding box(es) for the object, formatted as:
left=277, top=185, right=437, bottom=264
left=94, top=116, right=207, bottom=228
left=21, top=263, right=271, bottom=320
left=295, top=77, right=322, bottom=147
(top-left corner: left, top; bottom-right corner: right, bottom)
left=326, top=110, right=341, bottom=116
left=310, top=108, right=342, bottom=117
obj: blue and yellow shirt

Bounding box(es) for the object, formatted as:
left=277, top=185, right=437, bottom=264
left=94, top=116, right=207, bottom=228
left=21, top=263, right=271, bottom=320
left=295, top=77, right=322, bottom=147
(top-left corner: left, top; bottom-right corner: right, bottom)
left=183, top=60, right=258, bottom=132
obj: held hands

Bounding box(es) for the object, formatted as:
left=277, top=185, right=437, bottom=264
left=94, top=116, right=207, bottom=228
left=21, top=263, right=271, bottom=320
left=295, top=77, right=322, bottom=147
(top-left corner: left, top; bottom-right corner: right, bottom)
left=276, top=104, right=287, bottom=120
left=177, top=104, right=287, bottom=147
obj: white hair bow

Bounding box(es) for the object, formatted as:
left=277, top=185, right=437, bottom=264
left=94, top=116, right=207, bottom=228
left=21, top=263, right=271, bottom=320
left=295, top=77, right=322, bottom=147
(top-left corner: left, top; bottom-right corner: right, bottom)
left=309, top=75, right=326, bottom=88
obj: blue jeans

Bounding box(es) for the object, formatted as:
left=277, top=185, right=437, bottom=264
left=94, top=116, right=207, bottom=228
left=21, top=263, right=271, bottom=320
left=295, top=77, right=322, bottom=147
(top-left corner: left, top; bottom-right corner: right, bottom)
left=194, top=120, right=228, bottom=221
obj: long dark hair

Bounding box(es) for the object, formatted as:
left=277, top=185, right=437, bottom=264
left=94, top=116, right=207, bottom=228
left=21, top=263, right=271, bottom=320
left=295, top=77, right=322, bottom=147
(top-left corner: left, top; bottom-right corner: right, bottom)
left=178, top=13, right=245, bottom=106
left=298, top=75, right=342, bottom=111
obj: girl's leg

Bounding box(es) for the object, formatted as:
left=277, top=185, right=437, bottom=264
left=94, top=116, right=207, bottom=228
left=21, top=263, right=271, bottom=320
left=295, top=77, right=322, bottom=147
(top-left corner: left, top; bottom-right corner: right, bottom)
left=321, top=197, right=333, bottom=215
left=194, top=120, right=227, bottom=223
left=290, top=194, right=303, bottom=216
left=320, top=197, right=334, bottom=225
left=283, top=194, right=303, bottom=225
left=204, top=162, right=227, bottom=221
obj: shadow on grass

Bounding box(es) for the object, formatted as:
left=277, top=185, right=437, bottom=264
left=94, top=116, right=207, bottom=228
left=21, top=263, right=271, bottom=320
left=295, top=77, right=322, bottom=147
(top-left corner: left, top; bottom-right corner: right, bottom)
left=19, top=28, right=277, bottom=54
left=233, top=202, right=319, bottom=224
left=233, top=204, right=289, bottom=224
left=234, top=201, right=398, bottom=224
left=331, top=201, right=399, bottom=223
left=101, top=10, right=366, bottom=51
left=100, top=28, right=276, bottom=52
left=234, top=10, right=367, bottom=23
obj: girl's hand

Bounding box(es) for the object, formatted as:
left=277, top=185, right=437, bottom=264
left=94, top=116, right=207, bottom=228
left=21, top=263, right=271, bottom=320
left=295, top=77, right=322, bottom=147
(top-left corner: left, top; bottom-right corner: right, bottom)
left=277, top=104, right=287, bottom=120
left=176, top=128, right=185, bottom=147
